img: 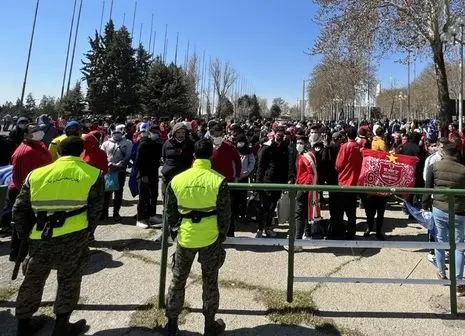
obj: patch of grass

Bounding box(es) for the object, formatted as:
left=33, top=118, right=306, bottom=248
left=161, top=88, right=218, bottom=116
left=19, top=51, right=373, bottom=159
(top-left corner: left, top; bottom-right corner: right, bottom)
left=258, top=289, right=319, bottom=326
left=256, top=289, right=364, bottom=336
left=129, top=296, right=191, bottom=329
left=0, top=285, right=18, bottom=301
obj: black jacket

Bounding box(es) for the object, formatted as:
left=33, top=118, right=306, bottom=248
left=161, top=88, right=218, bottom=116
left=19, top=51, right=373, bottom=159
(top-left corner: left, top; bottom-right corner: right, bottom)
left=161, top=138, right=195, bottom=183
left=319, top=143, right=339, bottom=185
left=256, top=141, right=289, bottom=183
left=9, top=126, right=25, bottom=149
left=136, top=137, right=163, bottom=179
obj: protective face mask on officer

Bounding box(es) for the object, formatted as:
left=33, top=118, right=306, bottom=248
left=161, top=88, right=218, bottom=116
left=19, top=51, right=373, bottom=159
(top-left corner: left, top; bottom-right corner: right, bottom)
left=32, top=130, right=45, bottom=142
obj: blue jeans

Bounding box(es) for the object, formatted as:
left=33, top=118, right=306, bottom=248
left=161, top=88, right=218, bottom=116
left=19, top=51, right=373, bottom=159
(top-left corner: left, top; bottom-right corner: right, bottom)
left=432, top=207, right=465, bottom=279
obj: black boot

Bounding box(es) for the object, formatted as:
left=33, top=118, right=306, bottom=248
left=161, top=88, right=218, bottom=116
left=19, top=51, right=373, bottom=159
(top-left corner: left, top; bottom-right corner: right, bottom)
left=204, top=318, right=226, bottom=336
left=165, top=317, right=179, bottom=335
left=16, top=317, right=45, bottom=336
left=52, top=313, right=87, bottom=336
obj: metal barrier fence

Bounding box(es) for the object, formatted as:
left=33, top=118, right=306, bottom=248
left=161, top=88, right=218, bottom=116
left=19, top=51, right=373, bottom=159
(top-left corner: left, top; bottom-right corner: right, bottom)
left=158, top=184, right=465, bottom=315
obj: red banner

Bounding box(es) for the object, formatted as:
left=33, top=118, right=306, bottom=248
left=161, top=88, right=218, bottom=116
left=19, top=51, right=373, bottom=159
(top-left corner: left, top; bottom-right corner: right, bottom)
left=358, top=150, right=419, bottom=195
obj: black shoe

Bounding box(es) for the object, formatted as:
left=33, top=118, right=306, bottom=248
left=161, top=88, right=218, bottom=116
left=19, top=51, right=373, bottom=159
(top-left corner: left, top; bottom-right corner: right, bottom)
left=376, top=233, right=385, bottom=241
left=52, top=313, right=88, bottom=336
left=165, top=318, right=179, bottom=336
left=113, top=214, right=122, bottom=222
left=16, top=317, right=46, bottom=336
left=204, top=318, right=226, bottom=336
left=363, top=230, right=371, bottom=238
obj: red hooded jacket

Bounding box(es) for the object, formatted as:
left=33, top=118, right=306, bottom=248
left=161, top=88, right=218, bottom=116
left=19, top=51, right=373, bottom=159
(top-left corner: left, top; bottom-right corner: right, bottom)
left=82, top=131, right=108, bottom=174
left=211, top=141, right=241, bottom=182
left=11, top=139, right=52, bottom=190
left=335, top=139, right=363, bottom=186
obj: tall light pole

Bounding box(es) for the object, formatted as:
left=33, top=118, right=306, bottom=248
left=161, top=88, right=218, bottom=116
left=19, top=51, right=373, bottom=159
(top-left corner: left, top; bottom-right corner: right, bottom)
left=66, top=0, right=83, bottom=94
left=61, top=0, right=77, bottom=100
left=443, top=17, right=465, bottom=130
left=407, top=50, right=411, bottom=119
left=21, top=0, right=40, bottom=105
left=301, top=80, right=306, bottom=121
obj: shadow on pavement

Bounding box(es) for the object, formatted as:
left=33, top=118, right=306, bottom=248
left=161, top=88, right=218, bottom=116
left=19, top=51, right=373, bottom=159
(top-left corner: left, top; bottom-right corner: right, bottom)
left=0, top=310, right=56, bottom=336
left=0, top=239, right=11, bottom=257
left=90, top=324, right=322, bottom=336
left=90, top=238, right=162, bottom=252
left=83, top=250, right=124, bottom=276
left=316, top=309, right=465, bottom=320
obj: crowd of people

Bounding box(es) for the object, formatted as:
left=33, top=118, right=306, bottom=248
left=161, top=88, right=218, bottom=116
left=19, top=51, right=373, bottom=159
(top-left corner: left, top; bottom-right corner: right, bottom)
left=1, top=113, right=465, bottom=334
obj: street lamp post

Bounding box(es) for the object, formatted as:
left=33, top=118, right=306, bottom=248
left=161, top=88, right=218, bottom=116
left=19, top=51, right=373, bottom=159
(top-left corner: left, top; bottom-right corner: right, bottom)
left=397, top=91, right=407, bottom=119
left=442, top=17, right=465, bottom=130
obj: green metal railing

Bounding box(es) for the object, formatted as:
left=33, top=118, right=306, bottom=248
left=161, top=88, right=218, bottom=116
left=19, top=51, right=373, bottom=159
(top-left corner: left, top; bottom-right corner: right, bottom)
left=158, top=184, right=465, bottom=315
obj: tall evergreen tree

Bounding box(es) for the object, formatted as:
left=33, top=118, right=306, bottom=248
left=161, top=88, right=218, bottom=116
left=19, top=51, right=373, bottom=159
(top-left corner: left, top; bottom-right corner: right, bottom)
left=139, top=57, right=198, bottom=119
left=60, top=82, right=85, bottom=117
left=24, top=93, right=37, bottom=120
left=134, top=43, right=153, bottom=111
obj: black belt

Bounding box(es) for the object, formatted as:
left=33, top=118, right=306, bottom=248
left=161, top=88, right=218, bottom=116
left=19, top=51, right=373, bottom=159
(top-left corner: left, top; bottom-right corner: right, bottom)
left=181, top=210, right=217, bottom=223
left=36, top=206, right=88, bottom=240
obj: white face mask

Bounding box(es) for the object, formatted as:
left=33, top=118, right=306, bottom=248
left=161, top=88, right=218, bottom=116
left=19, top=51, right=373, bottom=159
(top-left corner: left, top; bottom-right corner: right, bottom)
left=296, top=144, right=305, bottom=153
left=212, top=136, right=224, bottom=147
left=31, top=130, right=45, bottom=142
left=309, top=133, right=319, bottom=144
left=140, top=131, right=148, bottom=137
left=18, top=123, right=27, bottom=130
left=237, top=142, right=245, bottom=148
left=112, top=133, right=123, bottom=141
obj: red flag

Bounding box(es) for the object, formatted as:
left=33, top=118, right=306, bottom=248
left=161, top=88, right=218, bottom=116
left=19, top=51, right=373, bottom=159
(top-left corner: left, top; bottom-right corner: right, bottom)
left=358, top=150, right=419, bottom=195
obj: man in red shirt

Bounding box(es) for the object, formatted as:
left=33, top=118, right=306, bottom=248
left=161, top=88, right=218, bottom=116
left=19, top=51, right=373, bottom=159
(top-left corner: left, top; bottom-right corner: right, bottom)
left=8, top=123, right=52, bottom=260
left=210, top=125, right=241, bottom=236
left=334, top=127, right=363, bottom=240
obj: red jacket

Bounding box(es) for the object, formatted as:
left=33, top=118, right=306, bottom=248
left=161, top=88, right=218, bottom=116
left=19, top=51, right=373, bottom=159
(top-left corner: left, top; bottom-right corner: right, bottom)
left=11, top=139, right=52, bottom=190
left=295, top=153, right=316, bottom=185
left=335, top=139, right=362, bottom=186
left=82, top=131, right=109, bottom=174
left=211, top=141, right=241, bottom=182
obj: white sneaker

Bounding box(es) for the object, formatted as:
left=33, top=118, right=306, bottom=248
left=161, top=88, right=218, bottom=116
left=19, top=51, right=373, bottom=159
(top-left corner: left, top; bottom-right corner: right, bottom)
left=265, top=228, right=277, bottom=238
left=255, top=230, right=263, bottom=238
left=136, top=220, right=149, bottom=229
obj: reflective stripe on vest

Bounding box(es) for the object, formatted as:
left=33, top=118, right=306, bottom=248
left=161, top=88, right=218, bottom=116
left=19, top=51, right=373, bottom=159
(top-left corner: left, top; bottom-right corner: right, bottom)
left=170, top=159, right=225, bottom=248
left=29, top=156, right=100, bottom=240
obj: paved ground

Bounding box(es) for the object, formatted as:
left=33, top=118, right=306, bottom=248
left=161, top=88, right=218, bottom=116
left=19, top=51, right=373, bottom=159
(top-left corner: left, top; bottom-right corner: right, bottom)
left=1, top=184, right=465, bottom=335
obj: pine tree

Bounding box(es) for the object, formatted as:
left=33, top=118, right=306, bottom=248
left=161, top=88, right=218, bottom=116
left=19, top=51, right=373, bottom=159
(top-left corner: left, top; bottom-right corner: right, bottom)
left=60, top=82, right=85, bottom=118
left=139, top=58, right=198, bottom=119
left=24, top=93, right=37, bottom=120
left=134, top=43, right=153, bottom=112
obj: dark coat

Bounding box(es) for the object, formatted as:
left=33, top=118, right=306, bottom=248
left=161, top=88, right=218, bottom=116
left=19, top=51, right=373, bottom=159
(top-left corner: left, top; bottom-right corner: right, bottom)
left=161, top=138, right=195, bottom=183
left=423, top=157, right=465, bottom=213
left=136, top=137, right=163, bottom=179
left=256, top=141, right=289, bottom=183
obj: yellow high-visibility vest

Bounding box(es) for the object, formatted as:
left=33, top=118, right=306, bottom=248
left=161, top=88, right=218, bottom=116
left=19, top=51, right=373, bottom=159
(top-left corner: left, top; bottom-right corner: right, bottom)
left=170, top=159, right=225, bottom=248
left=29, top=156, right=100, bottom=239
left=48, top=134, right=67, bottom=162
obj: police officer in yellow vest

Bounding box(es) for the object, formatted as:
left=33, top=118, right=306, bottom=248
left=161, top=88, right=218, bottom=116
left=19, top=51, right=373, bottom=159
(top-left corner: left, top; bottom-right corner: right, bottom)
left=12, top=136, right=104, bottom=336
left=165, top=139, right=231, bottom=336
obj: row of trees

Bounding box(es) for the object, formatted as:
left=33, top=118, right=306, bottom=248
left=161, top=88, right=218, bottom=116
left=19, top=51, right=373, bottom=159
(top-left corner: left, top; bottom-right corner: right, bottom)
left=0, top=83, right=85, bottom=121
left=376, top=59, right=465, bottom=120
left=310, top=0, right=465, bottom=126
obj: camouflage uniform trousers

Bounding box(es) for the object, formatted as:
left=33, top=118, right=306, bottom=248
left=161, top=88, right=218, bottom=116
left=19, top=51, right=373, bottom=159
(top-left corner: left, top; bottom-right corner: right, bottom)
left=166, top=239, right=226, bottom=320
left=15, top=230, right=89, bottom=319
